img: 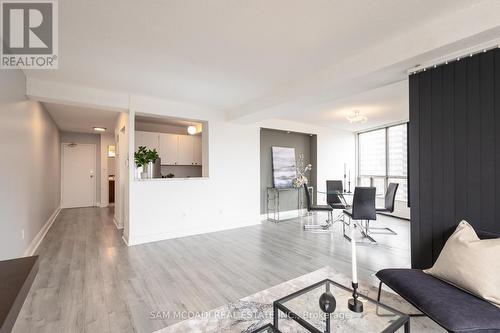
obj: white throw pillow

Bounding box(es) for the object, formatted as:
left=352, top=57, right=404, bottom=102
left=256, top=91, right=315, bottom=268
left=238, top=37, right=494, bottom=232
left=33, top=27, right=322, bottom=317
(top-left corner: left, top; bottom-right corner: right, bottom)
left=424, top=221, right=500, bottom=307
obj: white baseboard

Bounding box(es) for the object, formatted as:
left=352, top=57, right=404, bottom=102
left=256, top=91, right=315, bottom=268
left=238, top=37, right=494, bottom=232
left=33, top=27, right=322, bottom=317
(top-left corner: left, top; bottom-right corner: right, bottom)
left=100, top=203, right=109, bottom=208
left=127, top=219, right=260, bottom=246
left=24, top=206, right=61, bottom=257
left=121, top=234, right=129, bottom=246
left=113, top=217, right=124, bottom=230
left=260, top=209, right=305, bottom=221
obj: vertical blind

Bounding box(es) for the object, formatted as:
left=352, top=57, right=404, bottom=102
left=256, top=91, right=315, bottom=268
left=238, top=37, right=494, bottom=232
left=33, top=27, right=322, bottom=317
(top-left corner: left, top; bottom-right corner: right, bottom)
left=409, top=47, right=500, bottom=269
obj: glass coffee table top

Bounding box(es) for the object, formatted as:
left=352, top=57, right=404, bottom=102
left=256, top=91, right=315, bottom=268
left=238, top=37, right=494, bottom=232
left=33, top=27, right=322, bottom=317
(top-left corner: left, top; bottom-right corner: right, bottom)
left=273, top=279, right=408, bottom=333
left=250, top=323, right=279, bottom=333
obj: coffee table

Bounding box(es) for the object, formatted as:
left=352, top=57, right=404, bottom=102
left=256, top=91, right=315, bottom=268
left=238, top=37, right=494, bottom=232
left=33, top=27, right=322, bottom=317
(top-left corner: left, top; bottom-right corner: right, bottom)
left=250, top=323, right=280, bottom=332
left=269, top=279, right=409, bottom=333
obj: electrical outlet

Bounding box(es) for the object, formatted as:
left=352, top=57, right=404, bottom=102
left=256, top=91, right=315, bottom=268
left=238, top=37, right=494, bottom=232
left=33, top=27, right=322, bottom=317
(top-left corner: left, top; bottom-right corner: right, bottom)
left=21, top=229, right=25, bottom=239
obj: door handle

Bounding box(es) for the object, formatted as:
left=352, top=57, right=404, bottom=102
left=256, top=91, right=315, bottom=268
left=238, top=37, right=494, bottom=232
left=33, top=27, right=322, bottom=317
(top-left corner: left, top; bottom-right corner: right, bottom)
left=90, top=175, right=94, bottom=178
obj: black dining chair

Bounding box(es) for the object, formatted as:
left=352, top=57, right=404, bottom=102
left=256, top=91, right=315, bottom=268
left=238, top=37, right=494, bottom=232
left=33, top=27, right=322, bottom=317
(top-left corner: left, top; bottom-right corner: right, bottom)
left=326, top=180, right=348, bottom=210
left=371, top=182, right=399, bottom=236
left=342, top=187, right=377, bottom=242
left=303, top=183, right=334, bottom=230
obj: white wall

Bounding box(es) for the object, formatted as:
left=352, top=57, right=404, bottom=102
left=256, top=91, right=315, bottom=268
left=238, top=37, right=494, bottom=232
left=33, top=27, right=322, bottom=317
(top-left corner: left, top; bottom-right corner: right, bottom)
left=0, top=70, right=61, bottom=260
left=100, top=134, right=115, bottom=207
left=126, top=97, right=353, bottom=246
left=127, top=96, right=260, bottom=245
left=100, top=133, right=115, bottom=207
left=114, top=113, right=129, bottom=235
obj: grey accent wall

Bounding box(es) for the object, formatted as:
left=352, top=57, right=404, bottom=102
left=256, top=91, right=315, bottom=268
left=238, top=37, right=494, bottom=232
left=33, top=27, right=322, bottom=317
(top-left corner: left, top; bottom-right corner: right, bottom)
left=60, top=131, right=101, bottom=204
left=260, top=128, right=317, bottom=214
left=0, top=69, right=61, bottom=260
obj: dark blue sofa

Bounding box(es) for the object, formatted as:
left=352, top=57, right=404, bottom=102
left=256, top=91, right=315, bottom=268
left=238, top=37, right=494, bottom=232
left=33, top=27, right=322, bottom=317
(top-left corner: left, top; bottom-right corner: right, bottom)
left=376, top=230, right=500, bottom=333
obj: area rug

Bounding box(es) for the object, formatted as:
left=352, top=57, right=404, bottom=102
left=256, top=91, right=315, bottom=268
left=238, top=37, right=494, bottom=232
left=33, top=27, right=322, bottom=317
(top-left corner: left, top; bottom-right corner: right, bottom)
left=154, top=266, right=443, bottom=333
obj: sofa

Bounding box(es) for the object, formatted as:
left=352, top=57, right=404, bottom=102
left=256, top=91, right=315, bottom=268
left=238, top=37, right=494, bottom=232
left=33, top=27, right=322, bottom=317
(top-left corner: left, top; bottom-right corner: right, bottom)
left=376, top=230, right=500, bottom=333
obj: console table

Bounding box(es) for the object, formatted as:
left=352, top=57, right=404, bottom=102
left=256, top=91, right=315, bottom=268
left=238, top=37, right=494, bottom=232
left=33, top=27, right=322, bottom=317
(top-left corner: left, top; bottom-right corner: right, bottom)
left=267, top=186, right=313, bottom=222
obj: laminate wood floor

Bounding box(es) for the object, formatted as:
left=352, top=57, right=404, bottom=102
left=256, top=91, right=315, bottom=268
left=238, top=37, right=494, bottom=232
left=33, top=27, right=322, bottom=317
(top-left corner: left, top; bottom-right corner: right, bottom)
left=13, top=207, right=411, bottom=333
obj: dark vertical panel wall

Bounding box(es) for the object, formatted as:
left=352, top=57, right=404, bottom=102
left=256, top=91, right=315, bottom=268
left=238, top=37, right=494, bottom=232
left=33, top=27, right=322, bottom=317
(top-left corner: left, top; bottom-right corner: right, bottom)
left=409, top=48, right=500, bottom=269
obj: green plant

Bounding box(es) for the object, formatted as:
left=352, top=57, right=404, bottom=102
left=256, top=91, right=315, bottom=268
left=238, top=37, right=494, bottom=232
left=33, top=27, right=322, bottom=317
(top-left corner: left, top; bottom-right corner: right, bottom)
left=146, top=149, right=159, bottom=163
left=134, top=146, right=159, bottom=167
left=134, top=146, right=148, bottom=168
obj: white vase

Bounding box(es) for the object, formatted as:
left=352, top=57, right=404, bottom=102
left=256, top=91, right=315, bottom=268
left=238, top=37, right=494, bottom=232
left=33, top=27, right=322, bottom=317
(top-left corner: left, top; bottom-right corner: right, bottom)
left=136, top=166, right=143, bottom=179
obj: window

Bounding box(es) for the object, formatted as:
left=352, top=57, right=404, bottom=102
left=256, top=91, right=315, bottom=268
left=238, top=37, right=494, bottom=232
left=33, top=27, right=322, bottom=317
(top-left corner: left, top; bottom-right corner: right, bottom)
left=357, top=123, right=408, bottom=202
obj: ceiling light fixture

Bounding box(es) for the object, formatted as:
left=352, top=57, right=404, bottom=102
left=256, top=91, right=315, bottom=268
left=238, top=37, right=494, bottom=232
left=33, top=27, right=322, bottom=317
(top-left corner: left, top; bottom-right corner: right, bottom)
left=93, top=127, right=106, bottom=132
left=346, top=110, right=367, bottom=124
left=187, top=125, right=197, bottom=135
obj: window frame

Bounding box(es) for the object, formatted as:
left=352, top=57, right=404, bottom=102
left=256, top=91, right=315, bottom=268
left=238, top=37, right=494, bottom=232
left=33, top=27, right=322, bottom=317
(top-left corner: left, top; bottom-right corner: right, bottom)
left=357, top=122, right=408, bottom=202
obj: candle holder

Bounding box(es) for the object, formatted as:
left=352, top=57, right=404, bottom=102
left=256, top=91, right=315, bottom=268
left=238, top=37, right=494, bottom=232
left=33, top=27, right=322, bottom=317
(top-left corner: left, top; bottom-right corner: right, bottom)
left=348, top=282, right=364, bottom=313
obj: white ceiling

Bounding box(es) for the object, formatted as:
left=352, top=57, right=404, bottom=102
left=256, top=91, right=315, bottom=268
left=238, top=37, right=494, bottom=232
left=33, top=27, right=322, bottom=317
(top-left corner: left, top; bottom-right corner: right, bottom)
left=44, top=103, right=120, bottom=134
left=26, top=0, right=500, bottom=131
left=286, top=80, right=409, bottom=132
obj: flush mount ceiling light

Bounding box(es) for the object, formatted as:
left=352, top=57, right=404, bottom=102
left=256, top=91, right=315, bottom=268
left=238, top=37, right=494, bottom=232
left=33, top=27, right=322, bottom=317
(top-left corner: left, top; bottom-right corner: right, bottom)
left=346, top=110, right=367, bottom=124
left=93, top=127, right=106, bottom=132
left=187, top=125, right=197, bottom=135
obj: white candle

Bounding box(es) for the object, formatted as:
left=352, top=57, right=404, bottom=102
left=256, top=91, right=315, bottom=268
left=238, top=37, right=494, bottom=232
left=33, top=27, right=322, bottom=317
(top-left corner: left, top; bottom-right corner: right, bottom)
left=351, top=228, right=358, bottom=284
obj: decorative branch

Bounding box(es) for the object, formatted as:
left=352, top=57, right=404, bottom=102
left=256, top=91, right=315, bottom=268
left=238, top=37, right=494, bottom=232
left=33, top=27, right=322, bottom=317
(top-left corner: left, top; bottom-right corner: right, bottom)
left=293, top=153, right=312, bottom=188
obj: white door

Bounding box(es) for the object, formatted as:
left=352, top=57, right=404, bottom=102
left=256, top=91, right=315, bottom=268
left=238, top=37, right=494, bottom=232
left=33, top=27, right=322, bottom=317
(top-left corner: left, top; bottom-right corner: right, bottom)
left=178, top=135, right=194, bottom=165
left=159, top=133, right=179, bottom=165
left=62, top=143, right=96, bottom=208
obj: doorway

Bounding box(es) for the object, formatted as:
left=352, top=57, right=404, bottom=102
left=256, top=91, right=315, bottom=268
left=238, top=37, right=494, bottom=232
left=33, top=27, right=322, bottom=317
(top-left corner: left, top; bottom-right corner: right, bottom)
left=61, top=143, right=96, bottom=208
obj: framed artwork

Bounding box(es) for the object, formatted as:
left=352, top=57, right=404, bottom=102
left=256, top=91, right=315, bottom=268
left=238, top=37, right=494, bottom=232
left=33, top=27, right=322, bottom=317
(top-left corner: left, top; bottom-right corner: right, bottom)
left=272, top=146, right=296, bottom=188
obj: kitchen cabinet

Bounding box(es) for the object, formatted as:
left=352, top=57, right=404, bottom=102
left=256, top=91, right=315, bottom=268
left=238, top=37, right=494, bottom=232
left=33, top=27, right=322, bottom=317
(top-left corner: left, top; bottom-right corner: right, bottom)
left=159, top=133, right=179, bottom=165
left=136, top=131, right=202, bottom=166
left=135, top=131, right=159, bottom=152
left=178, top=135, right=194, bottom=165
left=193, top=136, right=202, bottom=165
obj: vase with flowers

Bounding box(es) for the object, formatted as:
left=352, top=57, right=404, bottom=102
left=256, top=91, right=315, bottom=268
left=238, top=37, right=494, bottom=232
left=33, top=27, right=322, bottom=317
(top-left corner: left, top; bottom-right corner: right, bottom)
left=292, top=153, right=312, bottom=188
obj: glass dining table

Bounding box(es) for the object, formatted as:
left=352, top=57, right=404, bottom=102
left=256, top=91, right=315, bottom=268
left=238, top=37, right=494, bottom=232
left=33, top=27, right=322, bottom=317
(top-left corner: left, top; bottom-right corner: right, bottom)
left=312, top=189, right=385, bottom=241
left=316, top=190, right=384, bottom=201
